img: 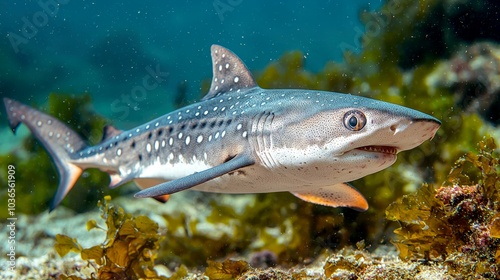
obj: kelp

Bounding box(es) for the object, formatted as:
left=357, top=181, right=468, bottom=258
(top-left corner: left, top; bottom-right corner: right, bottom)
left=55, top=196, right=166, bottom=280
left=386, top=137, right=500, bottom=278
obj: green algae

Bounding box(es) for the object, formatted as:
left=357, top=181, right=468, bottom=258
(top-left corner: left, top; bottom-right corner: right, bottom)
left=55, top=196, right=167, bottom=280
left=386, top=137, right=500, bottom=278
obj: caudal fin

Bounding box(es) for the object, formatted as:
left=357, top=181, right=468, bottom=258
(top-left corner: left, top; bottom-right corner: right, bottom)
left=3, top=98, right=88, bottom=211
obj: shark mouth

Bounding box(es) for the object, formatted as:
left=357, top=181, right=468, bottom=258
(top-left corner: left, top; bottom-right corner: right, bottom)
left=356, top=146, right=398, bottom=155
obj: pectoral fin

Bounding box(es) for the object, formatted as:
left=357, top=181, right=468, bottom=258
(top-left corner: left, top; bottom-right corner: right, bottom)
left=134, top=154, right=255, bottom=198
left=134, top=178, right=171, bottom=203
left=292, top=183, right=368, bottom=211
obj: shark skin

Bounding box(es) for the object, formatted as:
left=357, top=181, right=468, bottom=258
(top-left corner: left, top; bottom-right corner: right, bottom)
left=3, top=45, right=441, bottom=212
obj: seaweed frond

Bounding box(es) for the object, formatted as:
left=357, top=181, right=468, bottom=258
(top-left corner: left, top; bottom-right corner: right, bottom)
left=204, top=259, right=250, bottom=280
left=386, top=137, right=500, bottom=277
left=54, top=196, right=166, bottom=279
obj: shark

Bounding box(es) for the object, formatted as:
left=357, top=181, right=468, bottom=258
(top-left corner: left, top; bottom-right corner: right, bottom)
left=3, top=45, right=440, bottom=212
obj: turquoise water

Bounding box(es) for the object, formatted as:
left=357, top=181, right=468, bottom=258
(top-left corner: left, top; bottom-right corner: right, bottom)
left=1, top=0, right=380, bottom=126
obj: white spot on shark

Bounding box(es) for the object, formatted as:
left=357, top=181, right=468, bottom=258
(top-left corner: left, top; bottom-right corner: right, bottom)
left=242, top=131, right=248, bottom=138
left=117, top=148, right=122, bottom=156
left=234, top=76, right=239, bottom=83
left=197, top=135, right=203, bottom=143
left=185, top=136, right=191, bottom=145
left=178, top=132, right=183, bottom=139
left=146, top=143, right=152, bottom=153
left=154, top=140, right=159, bottom=151
left=169, top=138, right=174, bottom=146
left=236, top=124, right=242, bottom=130
left=37, top=121, right=42, bottom=127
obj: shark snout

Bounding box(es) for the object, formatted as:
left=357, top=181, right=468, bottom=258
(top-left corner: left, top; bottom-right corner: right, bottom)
left=388, top=118, right=440, bottom=151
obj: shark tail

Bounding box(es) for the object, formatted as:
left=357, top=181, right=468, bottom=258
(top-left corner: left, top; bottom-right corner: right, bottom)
left=3, top=98, right=88, bottom=211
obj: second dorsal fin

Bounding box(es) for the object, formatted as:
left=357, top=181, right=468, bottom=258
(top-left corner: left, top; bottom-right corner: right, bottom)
left=202, top=45, right=258, bottom=101
left=101, top=125, right=123, bottom=142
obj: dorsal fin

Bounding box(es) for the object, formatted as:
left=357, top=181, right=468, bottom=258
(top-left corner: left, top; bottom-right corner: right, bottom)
left=202, top=45, right=258, bottom=101
left=101, top=125, right=123, bottom=142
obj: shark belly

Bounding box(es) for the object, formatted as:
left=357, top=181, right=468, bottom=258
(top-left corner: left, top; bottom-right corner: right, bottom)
left=138, top=156, right=213, bottom=181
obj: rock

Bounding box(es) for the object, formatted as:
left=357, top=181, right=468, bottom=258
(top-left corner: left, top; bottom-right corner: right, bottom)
left=426, top=42, right=500, bottom=125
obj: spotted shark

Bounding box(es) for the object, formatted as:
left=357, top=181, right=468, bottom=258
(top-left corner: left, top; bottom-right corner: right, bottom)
left=3, top=45, right=440, bottom=212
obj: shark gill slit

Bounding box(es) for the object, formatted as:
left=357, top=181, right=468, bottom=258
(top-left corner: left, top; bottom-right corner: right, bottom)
left=252, top=111, right=275, bottom=169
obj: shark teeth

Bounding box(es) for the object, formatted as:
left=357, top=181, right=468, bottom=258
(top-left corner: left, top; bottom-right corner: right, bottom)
left=357, top=146, right=398, bottom=155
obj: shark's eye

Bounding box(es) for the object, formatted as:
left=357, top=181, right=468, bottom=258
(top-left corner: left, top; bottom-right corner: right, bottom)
left=343, top=110, right=366, bottom=131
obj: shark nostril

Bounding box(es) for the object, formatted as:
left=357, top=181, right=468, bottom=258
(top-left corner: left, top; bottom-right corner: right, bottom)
left=390, top=125, right=397, bottom=132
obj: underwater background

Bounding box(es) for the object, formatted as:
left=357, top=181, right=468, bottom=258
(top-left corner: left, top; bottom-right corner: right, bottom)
left=0, top=0, right=379, bottom=127
left=1, top=0, right=500, bottom=279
